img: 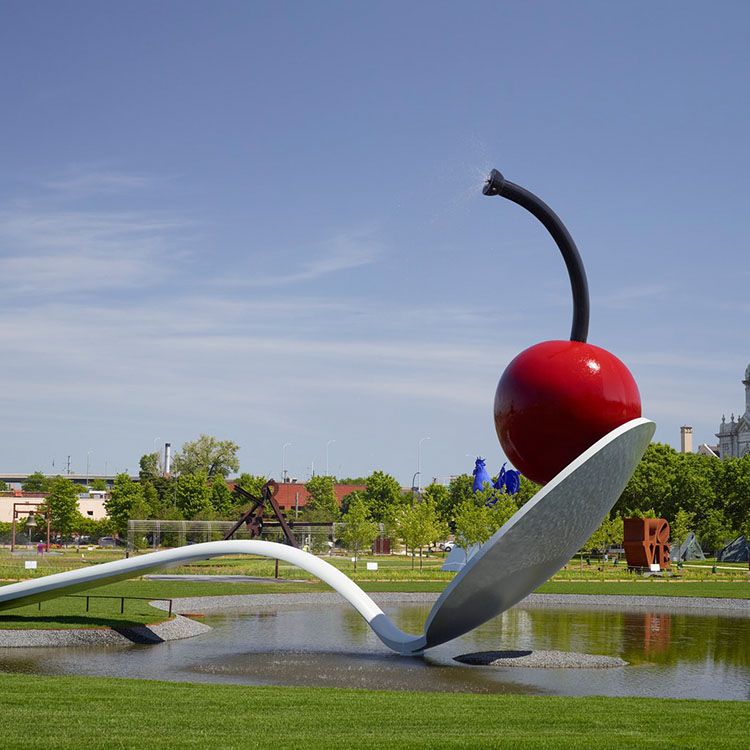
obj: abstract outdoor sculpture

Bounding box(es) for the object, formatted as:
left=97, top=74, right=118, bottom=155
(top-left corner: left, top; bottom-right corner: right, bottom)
left=0, top=170, right=655, bottom=655
left=483, top=170, right=642, bottom=485
left=623, top=517, right=671, bottom=570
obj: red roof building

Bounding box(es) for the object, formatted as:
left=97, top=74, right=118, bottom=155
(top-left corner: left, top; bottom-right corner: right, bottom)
left=272, top=482, right=365, bottom=512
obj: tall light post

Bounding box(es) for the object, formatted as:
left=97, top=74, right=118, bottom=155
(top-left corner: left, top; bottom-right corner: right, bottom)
left=417, top=437, right=431, bottom=491
left=282, top=442, right=292, bottom=482
left=325, top=440, right=336, bottom=476
left=86, top=450, right=93, bottom=488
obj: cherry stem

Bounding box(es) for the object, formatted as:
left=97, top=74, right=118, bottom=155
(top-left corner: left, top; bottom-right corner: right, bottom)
left=483, top=169, right=589, bottom=343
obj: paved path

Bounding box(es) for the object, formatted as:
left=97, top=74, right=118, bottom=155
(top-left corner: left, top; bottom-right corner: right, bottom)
left=144, top=574, right=309, bottom=584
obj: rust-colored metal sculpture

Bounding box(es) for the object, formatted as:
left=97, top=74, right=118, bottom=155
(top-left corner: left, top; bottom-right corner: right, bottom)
left=623, top=517, right=671, bottom=570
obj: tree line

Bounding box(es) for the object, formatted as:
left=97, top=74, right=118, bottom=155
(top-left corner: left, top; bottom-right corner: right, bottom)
left=13, top=436, right=749, bottom=556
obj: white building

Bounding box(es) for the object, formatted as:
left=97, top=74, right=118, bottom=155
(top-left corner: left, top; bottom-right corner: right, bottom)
left=716, top=364, right=750, bottom=458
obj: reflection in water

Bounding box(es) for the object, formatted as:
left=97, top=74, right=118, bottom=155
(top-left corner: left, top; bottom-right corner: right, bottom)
left=0, top=603, right=747, bottom=700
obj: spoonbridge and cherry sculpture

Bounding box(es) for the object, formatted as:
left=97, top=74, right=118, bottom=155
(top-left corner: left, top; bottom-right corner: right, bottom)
left=0, top=171, right=654, bottom=655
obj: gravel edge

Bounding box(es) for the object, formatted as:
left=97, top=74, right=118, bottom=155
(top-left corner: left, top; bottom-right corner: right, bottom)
left=0, top=612, right=211, bottom=648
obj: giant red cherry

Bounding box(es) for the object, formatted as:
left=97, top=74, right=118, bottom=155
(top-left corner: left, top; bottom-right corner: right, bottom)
left=483, top=170, right=641, bottom=485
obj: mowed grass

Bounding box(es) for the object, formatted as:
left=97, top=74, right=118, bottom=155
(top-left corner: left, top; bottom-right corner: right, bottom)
left=0, top=593, right=169, bottom=629
left=0, top=673, right=747, bottom=750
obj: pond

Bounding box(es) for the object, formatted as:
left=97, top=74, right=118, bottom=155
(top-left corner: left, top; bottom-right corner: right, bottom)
left=0, top=599, right=747, bottom=700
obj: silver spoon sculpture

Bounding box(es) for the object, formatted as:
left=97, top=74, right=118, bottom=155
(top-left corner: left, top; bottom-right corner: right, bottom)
left=0, top=417, right=653, bottom=654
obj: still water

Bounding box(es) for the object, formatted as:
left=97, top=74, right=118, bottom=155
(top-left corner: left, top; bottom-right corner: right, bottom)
left=0, top=602, right=747, bottom=699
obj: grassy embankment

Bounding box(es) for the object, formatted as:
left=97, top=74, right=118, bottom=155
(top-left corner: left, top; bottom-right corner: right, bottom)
left=0, top=672, right=748, bottom=749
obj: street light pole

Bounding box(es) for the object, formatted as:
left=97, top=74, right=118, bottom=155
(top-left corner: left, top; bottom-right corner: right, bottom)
left=417, top=437, right=431, bottom=492
left=325, top=440, right=336, bottom=476
left=282, top=442, right=292, bottom=482
left=86, top=450, right=92, bottom=488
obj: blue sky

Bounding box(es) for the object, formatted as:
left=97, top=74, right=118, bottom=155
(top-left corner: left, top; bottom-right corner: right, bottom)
left=1, top=1, right=748, bottom=483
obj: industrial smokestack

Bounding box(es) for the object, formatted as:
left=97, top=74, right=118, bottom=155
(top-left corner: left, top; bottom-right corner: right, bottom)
left=164, top=442, right=172, bottom=476
left=680, top=426, right=693, bottom=454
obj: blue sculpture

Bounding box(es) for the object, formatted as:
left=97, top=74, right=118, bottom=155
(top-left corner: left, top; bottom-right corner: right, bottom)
left=472, top=457, right=492, bottom=492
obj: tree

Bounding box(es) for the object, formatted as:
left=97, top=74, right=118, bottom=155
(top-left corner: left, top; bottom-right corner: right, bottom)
left=172, top=435, right=240, bottom=478
left=422, top=482, right=451, bottom=524
left=513, top=476, right=541, bottom=507
left=233, top=474, right=267, bottom=502
left=582, top=515, right=622, bottom=555
left=445, top=474, right=475, bottom=525
left=0, top=480, right=8, bottom=492
left=105, top=474, right=146, bottom=535
left=302, top=475, right=340, bottom=522
left=488, top=493, right=519, bottom=531
left=362, top=471, right=404, bottom=522
left=670, top=509, right=696, bottom=548
left=210, top=478, right=233, bottom=516
left=397, top=499, right=447, bottom=570
left=174, top=471, right=212, bottom=518
left=453, top=500, right=494, bottom=562
left=22, top=471, right=50, bottom=493
left=139, top=452, right=160, bottom=482
left=43, top=476, right=80, bottom=536
left=696, top=508, right=734, bottom=554
left=90, top=478, right=108, bottom=492
left=340, top=496, right=378, bottom=570
left=615, top=443, right=677, bottom=517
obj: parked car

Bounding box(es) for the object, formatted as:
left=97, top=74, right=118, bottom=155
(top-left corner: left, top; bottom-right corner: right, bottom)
left=438, top=541, right=455, bottom=552
left=98, top=536, right=125, bottom=548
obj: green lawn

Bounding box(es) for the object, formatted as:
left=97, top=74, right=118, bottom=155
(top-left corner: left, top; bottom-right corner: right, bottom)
left=0, top=593, right=169, bottom=629
left=0, top=673, right=746, bottom=749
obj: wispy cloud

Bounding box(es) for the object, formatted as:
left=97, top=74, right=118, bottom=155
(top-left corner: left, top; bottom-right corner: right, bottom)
left=230, top=230, right=382, bottom=288
left=41, top=170, right=156, bottom=195
left=598, top=283, right=670, bottom=309
left=0, top=207, right=191, bottom=294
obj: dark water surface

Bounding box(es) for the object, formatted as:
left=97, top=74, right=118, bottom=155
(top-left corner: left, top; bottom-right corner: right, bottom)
left=0, top=603, right=747, bottom=699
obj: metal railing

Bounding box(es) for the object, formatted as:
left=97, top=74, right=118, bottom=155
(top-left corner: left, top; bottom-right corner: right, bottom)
left=32, top=594, right=174, bottom=617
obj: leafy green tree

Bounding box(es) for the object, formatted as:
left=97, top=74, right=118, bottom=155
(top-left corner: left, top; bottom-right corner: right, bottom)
left=488, top=493, right=519, bottom=531
left=696, top=508, right=734, bottom=553
left=210, top=478, right=233, bottom=516
left=43, top=476, right=80, bottom=536
left=340, top=495, right=378, bottom=570
left=90, top=478, right=108, bottom=492
left=397, top=499, right=447, bottom=570
left=513, top=476, right=541, bottom=507
left=105, top=474, right=146, bottom=535
left=582, top=515, right=622, bottom=555
left=615, top=443, right=677, bottom=517
left=139, top=452, right=160, bottom=482
left=22, top=471, right=51, bottom=493
left=362, top=471, right=404, bottom=522
left=233, top=474, right=268, bottom=503
left=174, top=471, right=212, bottom=518
left=445, top=474, right=475, bottom=524
left=172, top=435, right=240, bottom=478
left=422, top=482, right=451, bottom=523
left=670, top=509, right=696, bottom=548
left=0, top=480, right=8, bottom=492
left=453, top=500, right=494, bottom=562
left=301, top=475, right=340, bottom=522
left=719, top=454, right=750, bottom=533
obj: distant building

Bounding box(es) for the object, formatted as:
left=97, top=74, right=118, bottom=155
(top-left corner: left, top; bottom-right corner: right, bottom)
left=227, top=482, right=367, bottom=516
left=0, top=490, right=107, bottom=523
left=716, top=364, right=750, bottom=458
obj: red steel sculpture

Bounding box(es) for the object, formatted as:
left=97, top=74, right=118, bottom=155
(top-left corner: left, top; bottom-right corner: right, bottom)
left=623, top=517, right=671, bottom=570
